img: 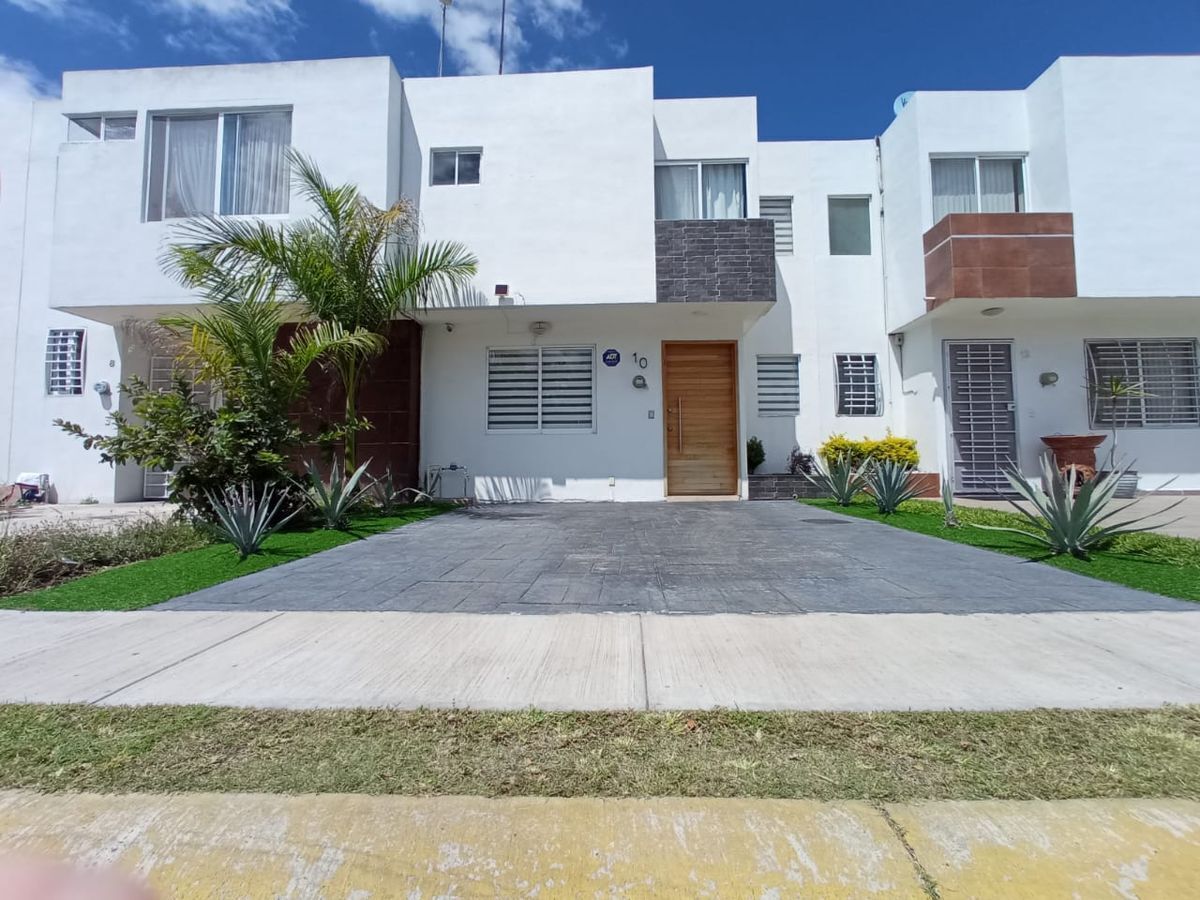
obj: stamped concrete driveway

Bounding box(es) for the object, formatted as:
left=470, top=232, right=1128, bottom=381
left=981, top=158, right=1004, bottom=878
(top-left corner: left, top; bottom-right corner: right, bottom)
left=157, top=502, right=1192, bottom=614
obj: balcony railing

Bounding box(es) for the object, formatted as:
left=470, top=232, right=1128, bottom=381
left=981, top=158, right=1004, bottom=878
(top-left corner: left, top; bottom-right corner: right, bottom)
left=923, top=212, right=1077, bottom=310
left=655, top=219, right=777, bottom=303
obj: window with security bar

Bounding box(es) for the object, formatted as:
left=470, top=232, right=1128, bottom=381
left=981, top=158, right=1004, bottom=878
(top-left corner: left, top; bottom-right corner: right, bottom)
left=46, top=329, right=85, bottom=396
left=487, top=346, right=595, bottom=433
left=757, top=355, right=800, bottom=416
left=1086, top=339, right=1200, bottom=428
left=834, top=353, right=881, bottom=416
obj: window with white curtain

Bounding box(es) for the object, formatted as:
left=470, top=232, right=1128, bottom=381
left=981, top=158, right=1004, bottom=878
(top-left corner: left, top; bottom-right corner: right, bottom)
left=931, top=156, right=1025, bottom=222
left=654, top=162, right=746, bottom=220
left=757, top=355, right=800, bottom=416
left=45, top=329, right=85, bottom=396
left=487, top=346, right=595, bottom=433
left=146, top=109, right=292, bottom=221
left=834, top=354, right=881, bottom=416
left=1086, top=339, right=1200, bottom=428
left=828, top=197, right=872, bottom=256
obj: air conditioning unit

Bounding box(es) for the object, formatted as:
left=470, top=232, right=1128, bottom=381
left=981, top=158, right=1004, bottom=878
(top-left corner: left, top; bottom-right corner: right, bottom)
left=426, top=465, right=472, bottom=500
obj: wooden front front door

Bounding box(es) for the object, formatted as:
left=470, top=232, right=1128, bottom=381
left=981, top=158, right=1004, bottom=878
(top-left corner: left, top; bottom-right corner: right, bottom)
left=662, top=341, right=739, bottom=496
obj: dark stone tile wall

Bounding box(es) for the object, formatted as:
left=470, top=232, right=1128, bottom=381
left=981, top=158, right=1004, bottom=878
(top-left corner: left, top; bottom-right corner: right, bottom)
left=749, top=475, right=828, bottom=501
left=656, top=219, right=777, bottom=303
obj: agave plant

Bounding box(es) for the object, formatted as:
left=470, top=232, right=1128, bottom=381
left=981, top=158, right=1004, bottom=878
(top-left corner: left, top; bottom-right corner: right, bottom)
left=205, top=482, right=299, bottom=559
left=975, top=453, right=1182, bottom=559
left=941, top=475, right=959, bottom=527
left=803, top=454, right=870, bottom=506
left=370, top=466, right=434, bottom=514
left=866, top=461, right=924, bottom=515
left=305, top=456, right=373, bottom=529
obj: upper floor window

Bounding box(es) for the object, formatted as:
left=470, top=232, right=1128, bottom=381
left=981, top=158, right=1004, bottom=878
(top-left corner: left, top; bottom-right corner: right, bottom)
left=1086, top=339, right=1200, bottom=428
left=145, top=109, right=292, bottom=222
left=68, top=115, right=136, bottom=142
left=931, top=156, right=1025, bottom=222
left=46, top=329, right=85, bottom=396
left=759, top=197, right=794, bottom=255
left=655, top=161, right=746, bottom=220
left=828, top=196, right=872, bottom=256
left=431, top=148, right=481, bottom=185
left=834, top=353, right=881, bottom=416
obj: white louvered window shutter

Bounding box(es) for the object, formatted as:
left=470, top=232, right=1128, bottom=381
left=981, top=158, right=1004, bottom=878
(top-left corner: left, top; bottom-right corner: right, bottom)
left=757, top=355, right=800, bottom=416
left=487, top=348, right=541, bottom=431
left=540, top=347, right=595, bottom=430
left=487, top=347, right=594, bottom=432
left=46, top=329, right=85, bottom=396
left=835, top=354, right=881, bottom=416
left=759, top=196, right=794, bottom=254
left=1086, top=339, right=1200, bottom=428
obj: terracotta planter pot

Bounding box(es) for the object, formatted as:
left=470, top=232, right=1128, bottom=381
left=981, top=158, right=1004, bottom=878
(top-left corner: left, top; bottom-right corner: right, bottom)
left=1040, top=434, right=1106, bottom=477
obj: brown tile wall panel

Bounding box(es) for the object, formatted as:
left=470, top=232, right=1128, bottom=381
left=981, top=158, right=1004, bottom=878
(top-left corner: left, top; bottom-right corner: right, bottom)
left=922, top=213, right=1077, bottom=308
left=280, top=320, right=422, bottom=489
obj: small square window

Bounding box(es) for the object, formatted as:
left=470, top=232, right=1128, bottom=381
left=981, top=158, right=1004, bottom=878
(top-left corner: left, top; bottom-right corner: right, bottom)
left=431, top=148, right=481, bottom=186
left=757, top=355, right=800, bottom=416
left=103, top=116, right=136, bottom=140
left=828, top=197, right=872, bottom=256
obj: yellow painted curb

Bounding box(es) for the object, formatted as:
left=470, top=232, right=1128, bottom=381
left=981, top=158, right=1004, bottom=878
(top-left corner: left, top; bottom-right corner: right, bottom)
left=890, top=798, right=1200, bottom=899
left=0, top=792, right=921, bottom=897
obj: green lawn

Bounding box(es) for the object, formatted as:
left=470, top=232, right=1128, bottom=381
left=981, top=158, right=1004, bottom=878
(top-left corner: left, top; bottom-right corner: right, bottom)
left=0, top=507, right=448, bottom=612
left=803, top=497, right=1200, bottom=602
left=2, top=704, right=1197, bottom=800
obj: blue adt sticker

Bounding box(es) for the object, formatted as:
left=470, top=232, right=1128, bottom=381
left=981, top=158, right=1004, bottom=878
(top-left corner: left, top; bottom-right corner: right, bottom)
left=602, top=349, right=621, bottom=367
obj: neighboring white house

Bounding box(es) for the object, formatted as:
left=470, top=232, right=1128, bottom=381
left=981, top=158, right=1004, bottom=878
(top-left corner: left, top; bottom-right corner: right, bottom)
left=2, top=54, right=1198, bottom=503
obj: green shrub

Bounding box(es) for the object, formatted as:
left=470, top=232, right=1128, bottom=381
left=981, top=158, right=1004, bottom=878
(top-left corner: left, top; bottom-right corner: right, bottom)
left=0, top=516, right=210, bottom=597
left=747, top=436, right=765, bottom=474
left=818, top=432, right=920, bottom=468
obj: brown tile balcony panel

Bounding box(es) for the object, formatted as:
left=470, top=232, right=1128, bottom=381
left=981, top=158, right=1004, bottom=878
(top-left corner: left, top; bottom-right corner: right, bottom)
left=923, top=212, right=1076, bottom=308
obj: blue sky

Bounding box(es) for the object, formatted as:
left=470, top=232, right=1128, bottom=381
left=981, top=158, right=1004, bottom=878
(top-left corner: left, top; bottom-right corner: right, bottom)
left=2, top=0, right=1198, bottom=139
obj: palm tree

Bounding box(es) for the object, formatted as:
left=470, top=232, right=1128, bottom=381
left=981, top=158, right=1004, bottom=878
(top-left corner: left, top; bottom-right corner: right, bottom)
left=165, top=151, right=478, bottom=465
left=158, top=275, right=385, bottom=416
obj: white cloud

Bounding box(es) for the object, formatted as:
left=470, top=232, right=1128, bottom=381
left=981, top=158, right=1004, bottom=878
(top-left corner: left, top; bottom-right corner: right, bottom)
left=4, top=0, right=133, bottom=44
left=144, top=0, right=299, bottom=59
left=358, top=0, right=596, bottom=75
left=0, top=56, right=52, bottom=186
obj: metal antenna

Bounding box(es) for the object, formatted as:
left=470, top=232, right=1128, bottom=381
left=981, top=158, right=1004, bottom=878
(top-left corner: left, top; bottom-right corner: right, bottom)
left=438, top=0, right=453, bottom=77
left=498, top=0, right=507, bottom=74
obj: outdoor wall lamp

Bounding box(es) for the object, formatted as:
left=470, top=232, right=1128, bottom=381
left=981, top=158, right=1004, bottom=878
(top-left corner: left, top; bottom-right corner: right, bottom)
left=93, top=381, right=111, bottom=396
left=1039, top=372, right=1060, bottom=387
left=632, top=375, right=648, bottom=390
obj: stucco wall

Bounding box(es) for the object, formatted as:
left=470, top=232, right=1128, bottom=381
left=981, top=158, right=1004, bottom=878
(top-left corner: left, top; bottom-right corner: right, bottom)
left=745, top=140, right=901, bottom=474
left=402, top=67, right=657, bottom=308
left=902, top=299, right=1200, bottom=492
left=420, top=304, right=762, bottom=502
left=51, top=57, right=399, bottom=311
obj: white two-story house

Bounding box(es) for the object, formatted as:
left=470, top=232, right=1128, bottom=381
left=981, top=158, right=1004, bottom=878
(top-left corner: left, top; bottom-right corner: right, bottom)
left=2, top=54, right=1198, bottom=503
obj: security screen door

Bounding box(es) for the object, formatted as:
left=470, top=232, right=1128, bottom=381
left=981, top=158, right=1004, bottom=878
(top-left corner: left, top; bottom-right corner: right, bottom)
left=944, top=341, right=1018, bottom=494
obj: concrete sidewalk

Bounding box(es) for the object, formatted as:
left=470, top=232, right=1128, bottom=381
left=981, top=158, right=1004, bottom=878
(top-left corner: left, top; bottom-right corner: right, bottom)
left=2, top=791, right=1198, bottom=897
left=3, top=608, right=1200, bottom=710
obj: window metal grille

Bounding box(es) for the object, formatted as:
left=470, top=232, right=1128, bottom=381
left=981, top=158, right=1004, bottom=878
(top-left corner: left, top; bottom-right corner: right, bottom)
left=756, top=355, right=800, bottom=416
left=46, top=329, right=85, bottom=395
left=487, top=346, right=594, bottom=432
left=1086, top=339, right=1200, bottom=428
left=835, top=353, right=880, bottom=416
